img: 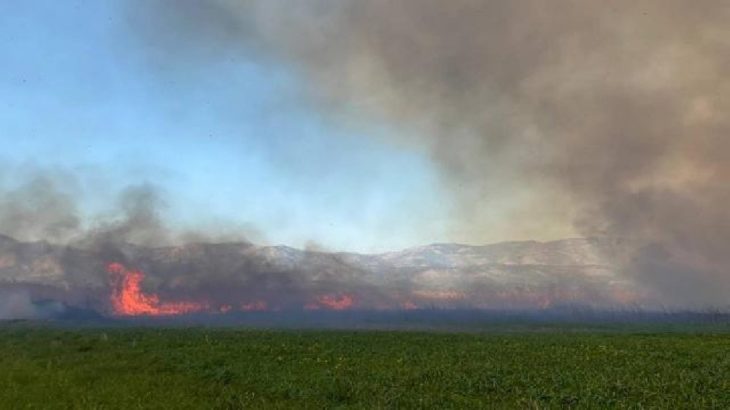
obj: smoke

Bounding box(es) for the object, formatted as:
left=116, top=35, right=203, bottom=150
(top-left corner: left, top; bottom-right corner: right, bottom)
left=0, top=169, right=632, bottom=313
left=1, top=2, right=726, bottom=312
left=123, top=0, right=730, bottom=307
left=0, top=168, right=389, bottom=312
left=0, top=167, right=255, bottom=248
left=0, top=170, right=81, bottom=243
left=79, top=184, right=175, bottom=248
left=0, top=289, right=64, bottom=320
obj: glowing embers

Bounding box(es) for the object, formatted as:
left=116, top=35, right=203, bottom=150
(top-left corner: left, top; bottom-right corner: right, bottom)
left=107, top=262, right=207, bottom=316
left=241, top=300, right=268, bottom=312
left=304, top=293, right=355, bottom=310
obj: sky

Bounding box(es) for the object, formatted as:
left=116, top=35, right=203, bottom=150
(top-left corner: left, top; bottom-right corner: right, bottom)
left=0, top=0, right=454, bottom=252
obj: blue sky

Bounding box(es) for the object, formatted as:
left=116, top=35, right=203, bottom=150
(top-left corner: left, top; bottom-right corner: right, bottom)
left=0, top=0, right=452, bottom=251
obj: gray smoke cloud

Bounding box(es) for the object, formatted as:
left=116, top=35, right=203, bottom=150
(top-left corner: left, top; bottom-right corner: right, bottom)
left=0, top=169, right=389, bottom=312
left=0, top=289, right=64, bottom=320
left=0, top=167, right=257, bottom=248
left=0, top=170, right=81, bottom=243
left=0, top=169, right=632, bottom=312
left=125, top=0, right=730, bottom=307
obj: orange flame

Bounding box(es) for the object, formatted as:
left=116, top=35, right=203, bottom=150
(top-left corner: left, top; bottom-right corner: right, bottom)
left=107, top=262, right=207, bottom=316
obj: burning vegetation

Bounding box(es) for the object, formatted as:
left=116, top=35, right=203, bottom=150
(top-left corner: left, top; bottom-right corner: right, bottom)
left=107, top=262, right=207, bottom=316
left=107, top=262, right=358, bottom=316
left=0, top=229, right=695, bottom=321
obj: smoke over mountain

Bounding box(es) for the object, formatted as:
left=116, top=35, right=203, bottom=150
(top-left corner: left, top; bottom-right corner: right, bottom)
left=0, top=171, right=639, bottom=317
left=1, top=1, right=728, bottom=313
left=123, top=0, right=730, bottom=307
left=1, top=229, right=640, bottom=319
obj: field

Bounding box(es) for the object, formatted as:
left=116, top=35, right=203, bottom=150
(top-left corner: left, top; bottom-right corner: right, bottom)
left=1, top=325, right=729, bottom=409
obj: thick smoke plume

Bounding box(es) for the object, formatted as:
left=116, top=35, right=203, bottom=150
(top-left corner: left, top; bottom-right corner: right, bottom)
left=1, top=2, right=727, bottom=314
left=127, top=0, right=730, bottom=307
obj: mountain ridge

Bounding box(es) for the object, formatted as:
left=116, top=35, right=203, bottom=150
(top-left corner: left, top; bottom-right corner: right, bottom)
left=0, top=234, right=636, bottom=311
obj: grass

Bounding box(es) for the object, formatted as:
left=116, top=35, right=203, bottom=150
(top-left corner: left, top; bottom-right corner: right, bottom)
left=1, top=325, right=729, bottom=409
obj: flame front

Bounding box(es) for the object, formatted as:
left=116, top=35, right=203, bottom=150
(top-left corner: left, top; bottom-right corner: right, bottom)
left=107, top=262, right=207, bottom=316
left=105, top=262, right=634, bottom=315
left=107, top=263, right=362, bottom=316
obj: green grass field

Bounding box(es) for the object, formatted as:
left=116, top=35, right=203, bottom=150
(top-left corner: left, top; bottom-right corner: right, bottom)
left=1, top=325, right=729, bottom=409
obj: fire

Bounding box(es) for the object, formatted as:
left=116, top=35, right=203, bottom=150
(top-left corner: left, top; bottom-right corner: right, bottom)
left=107, top=262, right=207, bottom=316
left=412, top=290, right=467, bottom=301
left=241, top=300, right=268, bottom=312
left=401, top=301, right=418, bottom=310
left=305, top=293, right=355, bottom=310
left=105, top=261, right=636, bottom=315
left=106, top=262, right=363, bottom=315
